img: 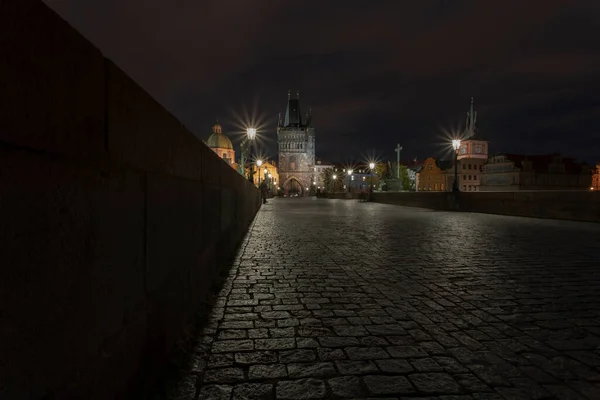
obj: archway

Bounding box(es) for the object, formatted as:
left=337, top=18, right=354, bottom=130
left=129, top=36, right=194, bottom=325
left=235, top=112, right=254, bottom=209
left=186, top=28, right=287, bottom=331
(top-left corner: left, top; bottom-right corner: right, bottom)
left=282, top=177, right=304, bottom=197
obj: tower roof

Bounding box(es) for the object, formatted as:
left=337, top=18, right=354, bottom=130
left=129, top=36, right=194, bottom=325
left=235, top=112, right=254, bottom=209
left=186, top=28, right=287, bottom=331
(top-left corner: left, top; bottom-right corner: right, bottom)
left=206, top=122, right=233, bottom=149
left=464, top=97, right=478, bottom=139
left=282, top=90, right=311, bottom=128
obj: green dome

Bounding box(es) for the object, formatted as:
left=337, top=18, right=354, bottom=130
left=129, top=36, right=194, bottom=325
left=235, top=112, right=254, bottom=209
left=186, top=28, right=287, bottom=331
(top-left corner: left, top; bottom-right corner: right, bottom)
left=206, top=123, right=233, bottom=150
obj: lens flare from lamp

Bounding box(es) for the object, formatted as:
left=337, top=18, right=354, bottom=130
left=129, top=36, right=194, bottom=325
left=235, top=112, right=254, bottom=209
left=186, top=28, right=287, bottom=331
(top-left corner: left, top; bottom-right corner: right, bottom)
left=452, top=139, right=461, bottom=150
left=247, top=127, right=257, bottom=140
left=347, top=169, right=353, bottom=176
left=256, top=159, right=263, bottom=167
left=369, top=162, right=375, bottom=169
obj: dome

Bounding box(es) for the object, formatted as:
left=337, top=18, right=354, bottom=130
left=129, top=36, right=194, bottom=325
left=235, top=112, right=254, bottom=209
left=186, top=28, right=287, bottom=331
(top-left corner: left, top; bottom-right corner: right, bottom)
left=206, top=123, right=233, bottom=150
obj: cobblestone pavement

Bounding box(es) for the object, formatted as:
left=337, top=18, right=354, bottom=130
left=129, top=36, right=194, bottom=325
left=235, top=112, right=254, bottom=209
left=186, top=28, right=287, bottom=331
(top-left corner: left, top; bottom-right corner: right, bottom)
left=173, top=198, right=600, bottom=400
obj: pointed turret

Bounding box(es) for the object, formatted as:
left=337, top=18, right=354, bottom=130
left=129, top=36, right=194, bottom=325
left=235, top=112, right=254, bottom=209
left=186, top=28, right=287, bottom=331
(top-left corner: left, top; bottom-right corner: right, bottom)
left=284, top=90, right=302, bottom=127
left=465, top=97, right=477, bottom=139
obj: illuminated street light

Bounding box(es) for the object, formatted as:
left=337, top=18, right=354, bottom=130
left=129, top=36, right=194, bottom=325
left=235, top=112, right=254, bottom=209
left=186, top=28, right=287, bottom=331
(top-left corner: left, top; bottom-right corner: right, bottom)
left=247, top=127, right=257, bottom=141
left=368, top=162, right=375, bottom=197
left=347, top=169, right=353, bottom=193
left=240, top=127, right=258, bottom=181
left=256, top=159, right=263, bottom=186
left=452, top=139, right=461, bottom=192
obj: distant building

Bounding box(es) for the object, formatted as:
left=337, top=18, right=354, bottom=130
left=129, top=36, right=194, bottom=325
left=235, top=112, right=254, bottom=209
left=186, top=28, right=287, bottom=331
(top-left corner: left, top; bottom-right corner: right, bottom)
left=454, top=97, right=489, bottom=192
left=314, top=158, right=334, bottom=189
left=480, top=153, right=592, bottom=191
left=592, top=164, right=600, bottom=191
left=249, top=160, right=279, bottom=191
left=205, top=121, right=237, bottom=170
left=277, top=91, right=315, bottom=196
left=416, top=157, right=451, bottom=191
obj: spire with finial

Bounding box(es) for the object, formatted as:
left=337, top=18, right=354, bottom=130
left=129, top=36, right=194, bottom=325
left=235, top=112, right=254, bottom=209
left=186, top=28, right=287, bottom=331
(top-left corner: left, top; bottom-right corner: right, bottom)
left=287, top=90, right=291, bottom=100
left=465, top=97, right=477, bottom=138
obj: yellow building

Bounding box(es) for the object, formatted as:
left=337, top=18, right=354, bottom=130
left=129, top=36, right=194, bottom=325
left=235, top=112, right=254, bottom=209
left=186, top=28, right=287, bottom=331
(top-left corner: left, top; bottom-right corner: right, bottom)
left=205, top=122, right=237, bottom=170
left=416, top=157, right=448, bottom=191
left=249, top=160, right=279, bottom=191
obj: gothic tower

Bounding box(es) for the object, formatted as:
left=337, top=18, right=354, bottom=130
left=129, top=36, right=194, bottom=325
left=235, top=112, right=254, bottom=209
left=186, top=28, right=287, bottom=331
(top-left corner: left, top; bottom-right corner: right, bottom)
left=277, top=90, right=316, bottom=196
left=456, top=97, right=489, bottom=192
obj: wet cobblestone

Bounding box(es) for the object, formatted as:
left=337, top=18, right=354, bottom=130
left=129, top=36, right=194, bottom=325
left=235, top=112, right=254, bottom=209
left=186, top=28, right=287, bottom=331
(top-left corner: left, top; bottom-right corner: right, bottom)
left=173, top=199, right=600, bottom=399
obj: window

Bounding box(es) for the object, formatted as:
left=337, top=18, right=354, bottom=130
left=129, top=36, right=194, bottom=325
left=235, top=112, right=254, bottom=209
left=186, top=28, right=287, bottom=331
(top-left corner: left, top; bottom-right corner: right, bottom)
left=468, top=164, right=472, bottom=169
left=463, top=175, right=466, bottom=180
left=441, top=184, right=445, bottom=191
left=434, top=183, right=438, bottom=191
left=468, top=175, right=471, bottom=180
left=222, top=153, right=227, bottom=158
left=463, top=164, right=466, bottom=170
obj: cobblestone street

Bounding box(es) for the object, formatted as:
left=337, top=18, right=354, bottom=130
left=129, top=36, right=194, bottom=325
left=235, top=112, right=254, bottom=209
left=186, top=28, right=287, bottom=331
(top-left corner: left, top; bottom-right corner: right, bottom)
left=174, top=198, right=600, bottom=400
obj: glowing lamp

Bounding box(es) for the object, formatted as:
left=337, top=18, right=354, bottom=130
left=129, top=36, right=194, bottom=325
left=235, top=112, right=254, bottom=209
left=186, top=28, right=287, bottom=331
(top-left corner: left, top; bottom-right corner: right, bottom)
left=247, top=128, right=257, bottom=140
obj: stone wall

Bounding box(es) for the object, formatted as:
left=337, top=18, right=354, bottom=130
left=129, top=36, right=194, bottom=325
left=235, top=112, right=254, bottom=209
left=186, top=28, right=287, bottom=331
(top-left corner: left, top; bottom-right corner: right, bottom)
left=0, top=1, right=261, bottom=398
left=370, top=191, right=599, bottom=223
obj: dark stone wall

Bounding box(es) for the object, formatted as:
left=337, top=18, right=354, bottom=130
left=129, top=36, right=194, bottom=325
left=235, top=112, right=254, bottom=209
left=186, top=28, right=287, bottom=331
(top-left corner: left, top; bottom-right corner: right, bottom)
left=370, top=192, right=600, bottom=223
left=0, top=1, right=260, bottom=398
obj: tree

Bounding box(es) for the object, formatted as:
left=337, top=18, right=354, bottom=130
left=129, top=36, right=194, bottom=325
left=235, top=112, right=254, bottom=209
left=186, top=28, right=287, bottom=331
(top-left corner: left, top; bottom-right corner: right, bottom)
left=375, top=163, right=389, bottom=180
left=321, top=168, right=344, bottom=192
left=400, top=165, right=411, bottom=190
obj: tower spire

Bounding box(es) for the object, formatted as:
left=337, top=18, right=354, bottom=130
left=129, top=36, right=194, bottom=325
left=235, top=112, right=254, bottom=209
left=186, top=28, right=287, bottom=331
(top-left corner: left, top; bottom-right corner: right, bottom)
left=466, top=97, right=477, bottom=138
left=288, top=90, right=291, bottom=100
left=297, top=89, right=300, bottom=99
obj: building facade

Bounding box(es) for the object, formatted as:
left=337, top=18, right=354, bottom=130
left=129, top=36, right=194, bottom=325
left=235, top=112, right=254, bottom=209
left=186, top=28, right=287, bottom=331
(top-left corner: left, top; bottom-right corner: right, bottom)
left=314, top=158, right=334, bottom=190
left=277, top=91, right=316, bottom=196
left=481, top=153, right=592, bottom=191
left=249, top=160, right=279, bottom=191
left=416, top=157, right=449, bottom=191
left=592, top=164, right=600, bottom=191
left=205, top=122, right=237, bottom=170
left=455, top=97, right=489, bottom=191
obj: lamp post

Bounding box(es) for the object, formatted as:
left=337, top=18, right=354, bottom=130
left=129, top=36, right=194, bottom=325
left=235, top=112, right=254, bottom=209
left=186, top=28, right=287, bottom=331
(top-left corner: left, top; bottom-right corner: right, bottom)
left=256, top=159, right=263, bottom=186
left=240, top=127, right=257, bottom=181
left=268, top=173, right=273, bottom=192
left=369, top=162, right=375, bottom=192
left=332, top=174, right=337, bottom=193
left=452, top=139, right=461, bottom=192
left=347, top=169, right=353, bottom=193
left=264, top=167, right=268, bottom=183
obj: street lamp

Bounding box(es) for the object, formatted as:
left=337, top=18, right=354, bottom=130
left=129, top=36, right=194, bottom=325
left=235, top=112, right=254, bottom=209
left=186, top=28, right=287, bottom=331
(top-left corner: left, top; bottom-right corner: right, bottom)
left=452, top=139, right=461, bottom=192
left=332, top=174, right=337, bottom=193
left=256, top=159, right=263, bottom=186
left=369, top=162, right=375, bottom=194
left=240, top=127, right=258, bottom=181
left=347, top=169, right=353, bottom=193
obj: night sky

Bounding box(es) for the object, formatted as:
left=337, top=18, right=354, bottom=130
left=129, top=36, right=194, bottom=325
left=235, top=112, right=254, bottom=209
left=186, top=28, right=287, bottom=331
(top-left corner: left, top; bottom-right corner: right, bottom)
left=45, top=0, right=600, bottom=164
